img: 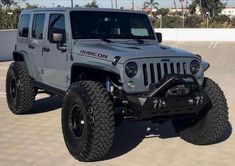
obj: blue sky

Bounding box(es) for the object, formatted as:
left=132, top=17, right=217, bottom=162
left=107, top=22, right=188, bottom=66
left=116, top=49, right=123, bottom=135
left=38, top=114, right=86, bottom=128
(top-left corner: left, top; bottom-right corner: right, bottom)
left=20, top=0, right=235, bottom=9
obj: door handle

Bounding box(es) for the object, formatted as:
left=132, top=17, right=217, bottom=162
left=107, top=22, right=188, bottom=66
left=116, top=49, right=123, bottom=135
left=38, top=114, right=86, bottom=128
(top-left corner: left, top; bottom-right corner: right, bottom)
left=28, top=44, right=35, bottom=49
left=42, top=47, right=50, bottom=52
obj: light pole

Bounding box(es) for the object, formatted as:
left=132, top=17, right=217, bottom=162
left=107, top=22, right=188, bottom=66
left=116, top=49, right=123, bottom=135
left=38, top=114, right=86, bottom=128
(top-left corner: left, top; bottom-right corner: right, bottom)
left=71, top=0, right=73, bottom=8
left=115, top=0, right=117, bottom=9
left=200, top=0, right=203, bottom=16
left=111, top=0, right=113, bottom=8
left=206, top=12, right=210, bottom=28
left=173, top=0, right=177, bottom=10
left=179, top=0, right=185, bottom=28
left=182, top=13, right=185, bottom=28
left=7, top=12, right=13, bottom=28
left=132, top=0, right=134, bottom=10
left=157, top=14, right=162, bottom=28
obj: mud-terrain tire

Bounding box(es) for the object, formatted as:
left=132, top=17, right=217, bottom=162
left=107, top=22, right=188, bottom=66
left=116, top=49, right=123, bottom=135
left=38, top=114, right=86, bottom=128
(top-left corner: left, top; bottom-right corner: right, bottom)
left=172, top=78, right=229, bottom=145
left=62, top=81, right=115, bottom=162
left=6, top=62, right=35, bottom=114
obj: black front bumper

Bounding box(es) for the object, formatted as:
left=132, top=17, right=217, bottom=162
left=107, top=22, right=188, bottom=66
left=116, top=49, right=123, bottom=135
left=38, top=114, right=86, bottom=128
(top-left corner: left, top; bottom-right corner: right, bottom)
left=126, top=74, right=211, bottom=120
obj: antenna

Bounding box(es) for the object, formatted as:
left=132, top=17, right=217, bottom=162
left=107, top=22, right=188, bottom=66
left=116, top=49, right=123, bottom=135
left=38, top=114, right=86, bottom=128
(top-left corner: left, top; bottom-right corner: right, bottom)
left=132, top=0, right=134, bottom=10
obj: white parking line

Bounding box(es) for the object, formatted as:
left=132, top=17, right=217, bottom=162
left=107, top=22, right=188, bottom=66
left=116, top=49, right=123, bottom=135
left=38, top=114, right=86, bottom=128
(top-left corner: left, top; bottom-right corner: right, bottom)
left=208, top=41, right=219, bottom=49
left=208, top=41, right=214, bottom=48
left=171, top=41, right=181, bottom=47
left=175, top=41, right=185, bottom=48
left=0, top=92, right=6, bottom=95
left=213, top=41, right=219, bottom=48
left=0, top=92, right=6, bottom=98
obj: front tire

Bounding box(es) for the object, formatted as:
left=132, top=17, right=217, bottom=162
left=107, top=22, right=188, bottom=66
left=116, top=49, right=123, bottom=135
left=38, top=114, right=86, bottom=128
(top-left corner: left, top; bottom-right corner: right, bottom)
left=6, top=62, right=35, bottom=114
left=172, top=78, right=229, bottom=145
left=62, top=81, right=115, bottom=162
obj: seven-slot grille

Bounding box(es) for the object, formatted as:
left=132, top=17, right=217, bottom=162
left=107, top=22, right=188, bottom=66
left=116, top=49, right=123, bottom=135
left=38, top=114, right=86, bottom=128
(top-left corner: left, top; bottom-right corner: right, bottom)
left=142, top=62, right=188, bottom=86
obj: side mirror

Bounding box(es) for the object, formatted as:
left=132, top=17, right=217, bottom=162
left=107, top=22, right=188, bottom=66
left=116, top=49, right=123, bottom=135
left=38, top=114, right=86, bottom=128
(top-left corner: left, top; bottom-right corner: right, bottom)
left=52, top=33, right=64, bottom=43
left=155, top=33, right=162, bottom=43
left=50, top=32, right=67, bottom=52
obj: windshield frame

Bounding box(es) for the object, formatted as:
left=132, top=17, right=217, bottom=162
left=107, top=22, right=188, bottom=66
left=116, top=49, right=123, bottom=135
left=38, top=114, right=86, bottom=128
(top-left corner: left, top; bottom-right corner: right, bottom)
left=70, top=11, right=156, bottom=40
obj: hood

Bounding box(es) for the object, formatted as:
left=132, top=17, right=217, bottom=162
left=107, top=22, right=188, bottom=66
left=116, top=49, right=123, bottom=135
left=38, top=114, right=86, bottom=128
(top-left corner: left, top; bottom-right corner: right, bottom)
left=73, top=41, right=197, bottom=64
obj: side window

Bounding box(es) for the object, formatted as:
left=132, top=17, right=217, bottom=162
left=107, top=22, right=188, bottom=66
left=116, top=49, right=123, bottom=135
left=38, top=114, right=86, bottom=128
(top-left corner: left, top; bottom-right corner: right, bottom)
left=32, top=14, right=45, bottom=40
left=48, top=14, right=66, bottom=43
left=19, top=14, right=30, bottom=38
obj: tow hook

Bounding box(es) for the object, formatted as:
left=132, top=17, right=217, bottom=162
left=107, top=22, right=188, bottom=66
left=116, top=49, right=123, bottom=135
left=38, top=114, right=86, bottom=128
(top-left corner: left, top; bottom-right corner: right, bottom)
left=153, top=99, right=166, bottom=111
left=195, top=96, right=204, bottom=105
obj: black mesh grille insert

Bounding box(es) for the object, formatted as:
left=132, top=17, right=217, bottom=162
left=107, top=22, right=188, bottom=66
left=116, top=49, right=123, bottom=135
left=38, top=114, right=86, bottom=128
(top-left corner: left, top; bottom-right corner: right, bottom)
left=157, top=63, right=162, bottom=81
left=150, top=63, right=155, bottom=84
left=170, top=63, right=174, bottom=73
left=143, top=64, right=148, bottom=86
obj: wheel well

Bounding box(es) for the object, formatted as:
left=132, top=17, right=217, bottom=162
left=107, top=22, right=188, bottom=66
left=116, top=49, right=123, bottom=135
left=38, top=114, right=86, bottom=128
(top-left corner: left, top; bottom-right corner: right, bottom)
left=71, top=65, right=120, bottom=85
left=13, top=52, right=24, bottom=62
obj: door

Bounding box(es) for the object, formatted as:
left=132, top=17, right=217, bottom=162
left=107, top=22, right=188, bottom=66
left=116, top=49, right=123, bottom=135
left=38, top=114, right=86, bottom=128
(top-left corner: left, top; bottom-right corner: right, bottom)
left=43, top=13, right=68, bottom=90
left=29, top=14, right=46, bottom=81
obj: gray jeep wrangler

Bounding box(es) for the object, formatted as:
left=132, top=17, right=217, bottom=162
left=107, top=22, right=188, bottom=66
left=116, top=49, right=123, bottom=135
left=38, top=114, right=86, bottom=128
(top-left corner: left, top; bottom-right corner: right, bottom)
left=6, top=8, right=229, bottom=162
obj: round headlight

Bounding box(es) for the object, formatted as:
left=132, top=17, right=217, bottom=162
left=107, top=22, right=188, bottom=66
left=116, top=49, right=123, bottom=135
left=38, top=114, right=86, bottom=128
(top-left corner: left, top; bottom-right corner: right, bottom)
left=190, top=60, right=200, bottom=74
left=125, top=62, right=138, bottom=78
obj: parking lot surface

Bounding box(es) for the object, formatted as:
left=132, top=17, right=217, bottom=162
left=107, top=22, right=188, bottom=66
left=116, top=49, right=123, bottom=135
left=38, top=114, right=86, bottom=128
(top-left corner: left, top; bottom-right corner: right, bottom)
left=0, top=41, right=234, bottom=166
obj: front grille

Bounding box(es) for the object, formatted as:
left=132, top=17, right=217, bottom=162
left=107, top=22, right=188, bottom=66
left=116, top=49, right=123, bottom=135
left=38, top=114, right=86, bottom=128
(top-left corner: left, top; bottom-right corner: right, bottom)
left=142, top=62, right=188, bottom=86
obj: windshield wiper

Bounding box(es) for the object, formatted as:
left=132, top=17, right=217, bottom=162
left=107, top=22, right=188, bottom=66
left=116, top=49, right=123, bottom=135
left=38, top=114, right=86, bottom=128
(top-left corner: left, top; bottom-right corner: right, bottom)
left=133, top=38, right=145, bottom=44
left=100, top=38, right=112, bottom=43
left=75, top=35, right=112, bottom=43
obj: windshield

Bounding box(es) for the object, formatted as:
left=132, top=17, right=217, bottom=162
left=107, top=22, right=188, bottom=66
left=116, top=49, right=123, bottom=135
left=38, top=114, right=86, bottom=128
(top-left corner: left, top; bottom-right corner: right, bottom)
left=70, top=11, right=155, bottom=40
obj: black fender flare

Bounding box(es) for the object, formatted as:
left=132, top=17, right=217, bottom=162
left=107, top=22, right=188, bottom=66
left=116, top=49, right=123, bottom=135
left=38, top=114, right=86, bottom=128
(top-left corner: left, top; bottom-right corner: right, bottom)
left=13, top=51, right=25, bottom=62
left=70, top=63, right=120, bottom=83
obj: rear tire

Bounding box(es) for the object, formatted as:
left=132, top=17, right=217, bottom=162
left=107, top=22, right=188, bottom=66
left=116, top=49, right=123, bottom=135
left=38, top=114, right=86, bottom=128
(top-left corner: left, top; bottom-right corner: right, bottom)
left=62, top=81, right=115, bottom=162
left=6, top=62, right=36, bottom=114
left=172, top=78, right=229, bottom=145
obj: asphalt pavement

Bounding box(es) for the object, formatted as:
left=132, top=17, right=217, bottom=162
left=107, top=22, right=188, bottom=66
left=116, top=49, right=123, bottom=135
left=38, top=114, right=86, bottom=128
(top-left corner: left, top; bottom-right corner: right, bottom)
left=0, top=41, right=234, bottom=166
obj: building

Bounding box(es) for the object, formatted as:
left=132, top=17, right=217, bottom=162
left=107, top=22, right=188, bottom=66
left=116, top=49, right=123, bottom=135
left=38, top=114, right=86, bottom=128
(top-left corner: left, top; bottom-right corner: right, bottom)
left=221, top=7, right=235, bottom=18
left=195, top=5, right=201, bottom=16
left=144, top=7, right=157, bottom=14
left=144, top=7, right=157, bottom=17
left=170, top=8, right=189, bottom=14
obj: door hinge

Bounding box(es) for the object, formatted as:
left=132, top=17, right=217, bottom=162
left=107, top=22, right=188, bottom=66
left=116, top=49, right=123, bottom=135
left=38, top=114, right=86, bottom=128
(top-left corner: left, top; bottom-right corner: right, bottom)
left=66, top=76, right=70, bottom=83
left=70, top=54, right=74, bottom=61
left=66, top=54, right=69, bottom=61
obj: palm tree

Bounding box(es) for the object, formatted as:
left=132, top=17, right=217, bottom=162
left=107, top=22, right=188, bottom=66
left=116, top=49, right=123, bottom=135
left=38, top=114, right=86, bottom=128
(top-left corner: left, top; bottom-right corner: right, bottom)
left=1, top=0, right=15, bottom=9
left=185, top=0, right=188, bottom=15
left=179, top=0, right=184, bottom=14
left=173, top=0, right=177, bottom=10
left=143, top=0, right=159, bottom=10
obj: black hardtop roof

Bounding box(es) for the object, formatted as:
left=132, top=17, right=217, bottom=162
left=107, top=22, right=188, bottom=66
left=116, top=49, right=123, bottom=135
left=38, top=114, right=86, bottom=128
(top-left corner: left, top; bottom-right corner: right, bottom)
left=21, top=7, right=146, bottom=15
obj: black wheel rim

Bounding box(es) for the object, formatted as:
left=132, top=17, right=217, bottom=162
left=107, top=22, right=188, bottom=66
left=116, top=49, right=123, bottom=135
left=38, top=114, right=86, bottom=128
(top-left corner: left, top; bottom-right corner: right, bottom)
left=70, top=104, right=85, bottom=139
left=10, top=78, right=17, bottom=99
